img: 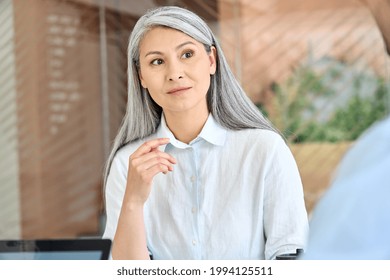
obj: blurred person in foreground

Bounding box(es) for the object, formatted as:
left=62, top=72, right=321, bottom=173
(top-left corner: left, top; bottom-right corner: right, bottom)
left=303, top=0, right=390, bottom=259
left=102, top=6, right=308, bottom=260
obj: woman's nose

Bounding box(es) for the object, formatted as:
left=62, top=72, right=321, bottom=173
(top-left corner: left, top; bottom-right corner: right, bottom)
left=167, top=60, right=184, bottom=81
left=169, top=75, right=183, bottom=81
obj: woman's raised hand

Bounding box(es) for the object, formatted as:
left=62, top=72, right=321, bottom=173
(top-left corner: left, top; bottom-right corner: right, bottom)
left=125, top=138, right=176, bottom=205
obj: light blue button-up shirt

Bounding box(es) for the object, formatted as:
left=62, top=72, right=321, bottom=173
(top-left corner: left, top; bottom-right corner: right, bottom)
left=103, top=114, right=308, bottom=259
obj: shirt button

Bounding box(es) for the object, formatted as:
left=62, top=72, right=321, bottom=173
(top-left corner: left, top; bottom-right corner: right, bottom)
left=190, top=176, right=196, bottom=182
left=192, top=240, right=197, bottom=246
left=191, top=207, right=196, bottom=214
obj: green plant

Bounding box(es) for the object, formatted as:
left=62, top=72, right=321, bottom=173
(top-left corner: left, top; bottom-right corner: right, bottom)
left=262, top=58, right=390, bottom=142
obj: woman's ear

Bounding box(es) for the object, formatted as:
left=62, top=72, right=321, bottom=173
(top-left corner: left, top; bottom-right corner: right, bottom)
left=138, top=69, right=147, bottom=89
left=209, top=46, right=217, bottom=75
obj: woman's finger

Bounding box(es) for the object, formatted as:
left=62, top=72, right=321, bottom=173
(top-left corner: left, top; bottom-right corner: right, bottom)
left=141, top=162, right=171, bottom=180
left=131, top=155, right=175, bottom=173
left=131, top=149, right=176, bottom=166
left=131, top=138, right=170, bottom=159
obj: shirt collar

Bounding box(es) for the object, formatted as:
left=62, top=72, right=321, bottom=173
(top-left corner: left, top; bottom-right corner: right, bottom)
left=156, top=113, right=227, bottom=150
left=198, top=114, right=227, bottom=146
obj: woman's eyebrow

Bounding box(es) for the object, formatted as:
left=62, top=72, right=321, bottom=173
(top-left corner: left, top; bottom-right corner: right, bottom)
left=175, top=41, right=196, bottom=50
left=144, top=51, right=163, bottom=58
left=144, top=41, right=196, bottom=58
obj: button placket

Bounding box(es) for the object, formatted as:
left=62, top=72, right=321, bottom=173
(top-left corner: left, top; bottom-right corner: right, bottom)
left=189, top=146, right=201, bottom=257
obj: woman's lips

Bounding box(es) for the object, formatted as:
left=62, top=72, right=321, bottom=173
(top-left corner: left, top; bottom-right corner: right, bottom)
left=167, top=87, right=192, bottom=94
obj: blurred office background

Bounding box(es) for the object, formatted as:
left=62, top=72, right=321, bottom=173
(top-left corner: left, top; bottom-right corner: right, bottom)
left=0, top=0, right=389, bottom=239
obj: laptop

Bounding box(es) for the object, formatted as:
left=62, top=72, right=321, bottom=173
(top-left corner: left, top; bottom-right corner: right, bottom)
left=0, top=238, right=111, bottom=260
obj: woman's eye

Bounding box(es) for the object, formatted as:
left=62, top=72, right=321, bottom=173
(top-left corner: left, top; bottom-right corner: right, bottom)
left=181, top=51, right=194, bottom=59
left=151, top=59, right=163, bottom=65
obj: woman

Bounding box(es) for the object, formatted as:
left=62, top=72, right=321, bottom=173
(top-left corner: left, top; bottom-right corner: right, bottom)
left=103, top=6, right=308, bottom=260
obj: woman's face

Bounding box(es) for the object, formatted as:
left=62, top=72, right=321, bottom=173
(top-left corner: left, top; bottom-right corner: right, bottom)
left=138, top=27, right=216, bottom=117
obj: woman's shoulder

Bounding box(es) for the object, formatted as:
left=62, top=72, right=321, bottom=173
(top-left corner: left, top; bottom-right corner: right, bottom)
left=229, top=127, right=284, bottom=147
left=228, top=128, right=296, bottom=168
left=222, top=128, right=292, bottom=170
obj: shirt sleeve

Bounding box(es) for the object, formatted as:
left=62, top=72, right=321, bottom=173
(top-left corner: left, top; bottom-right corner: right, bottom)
left=102, top=152, right=128, bottom=243
left=262, top=136, right=309, bottom=260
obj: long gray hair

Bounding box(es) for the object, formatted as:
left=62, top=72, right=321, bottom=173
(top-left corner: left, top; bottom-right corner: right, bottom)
left=103, top=6, right=277, bottom=186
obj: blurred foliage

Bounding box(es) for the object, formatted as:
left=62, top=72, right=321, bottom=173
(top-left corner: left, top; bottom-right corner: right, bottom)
left=260, top=57, right=390, bottom=143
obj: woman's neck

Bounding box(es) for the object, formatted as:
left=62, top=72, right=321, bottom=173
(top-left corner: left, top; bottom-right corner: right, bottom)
left=164, top=109, right=209, bottom=144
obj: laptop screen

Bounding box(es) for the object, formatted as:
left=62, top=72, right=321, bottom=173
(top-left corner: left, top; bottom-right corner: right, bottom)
left=0, top=239, right=111, bottom=260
